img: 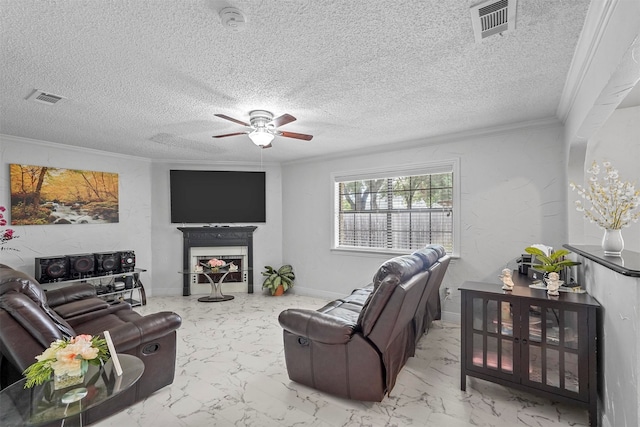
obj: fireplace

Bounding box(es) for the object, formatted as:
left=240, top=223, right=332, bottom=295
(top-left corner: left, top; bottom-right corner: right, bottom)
left=178, top=226, right=257, bottom=296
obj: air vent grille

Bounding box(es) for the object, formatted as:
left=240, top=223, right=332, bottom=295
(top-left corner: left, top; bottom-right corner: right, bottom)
left=26, top=89, right=65, bottom=105
left=471, top=0, right=517, bottom=43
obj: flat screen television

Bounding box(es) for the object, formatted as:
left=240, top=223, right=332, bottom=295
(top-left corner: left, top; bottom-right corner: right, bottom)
left=170, top=170, right=266, bottom=223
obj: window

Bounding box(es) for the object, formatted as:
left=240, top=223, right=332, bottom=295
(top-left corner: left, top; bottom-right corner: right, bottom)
left=333, top=160, right=459, bottom=255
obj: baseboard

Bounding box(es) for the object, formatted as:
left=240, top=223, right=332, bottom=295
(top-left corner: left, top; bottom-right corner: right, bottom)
left=440, top=310, right=461, bottom=324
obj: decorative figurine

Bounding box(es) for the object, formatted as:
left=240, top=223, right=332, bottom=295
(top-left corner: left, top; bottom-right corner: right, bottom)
left=545, top=272, right=562, bottom=296
left=500, top=268, right=514, bottom=291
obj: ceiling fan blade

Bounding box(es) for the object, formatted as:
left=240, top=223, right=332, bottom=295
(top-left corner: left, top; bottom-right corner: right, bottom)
left=279, top=131, right=313, bottom=141
left=214, top=114, right=250, bottom=127
left=212, top=132, right=248, bottom=138
left=269, top=114, right=296, bottom=128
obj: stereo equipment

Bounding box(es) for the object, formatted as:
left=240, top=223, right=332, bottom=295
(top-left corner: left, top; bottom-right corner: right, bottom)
left=67, top=253, right=95, bottom=279
left=124, top=275, right=135, bottom=289
left=35, top=256, right=69, bottom=283
left=119, top=250, right=136, bottom=272
left=94, top=252, right=121, bottom=275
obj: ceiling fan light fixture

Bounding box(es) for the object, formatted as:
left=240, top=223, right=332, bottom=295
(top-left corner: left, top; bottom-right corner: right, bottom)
left=248, top=128, right=275, bottom=146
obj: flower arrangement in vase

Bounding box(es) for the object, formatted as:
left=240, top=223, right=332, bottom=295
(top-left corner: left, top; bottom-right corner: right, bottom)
left=23, top=334, right=109, bottom=389
left=201, top=257, right=226, bottom=272
left=0, top=205, right=19, bottom=251
left=570, top=161, right=640, bottom=255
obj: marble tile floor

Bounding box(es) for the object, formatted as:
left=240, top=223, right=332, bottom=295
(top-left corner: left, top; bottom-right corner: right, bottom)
left=95, top=293, right=589, bottom=427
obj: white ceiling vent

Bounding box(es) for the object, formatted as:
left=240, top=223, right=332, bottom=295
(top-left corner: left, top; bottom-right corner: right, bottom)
left=26, top=89, right=66, bottom=105
left=470, top=0, right=517, bottom=43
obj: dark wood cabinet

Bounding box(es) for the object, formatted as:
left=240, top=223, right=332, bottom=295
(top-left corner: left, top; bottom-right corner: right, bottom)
left=460, top=272, right=600, bottom=426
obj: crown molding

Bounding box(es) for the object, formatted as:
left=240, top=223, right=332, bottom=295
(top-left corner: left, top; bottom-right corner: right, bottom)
left=151, top=158, right=280, bottom=168
left=557, top=0, right=618, bottom=122
left=0, top=133, right=153, bottom=163
left=283, top=116, right=561, bottom=166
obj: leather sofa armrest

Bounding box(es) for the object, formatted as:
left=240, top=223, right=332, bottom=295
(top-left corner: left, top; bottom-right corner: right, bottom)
left=278, top=309, right=357, bottom=344
left=106, top=311, right=182, bottom=352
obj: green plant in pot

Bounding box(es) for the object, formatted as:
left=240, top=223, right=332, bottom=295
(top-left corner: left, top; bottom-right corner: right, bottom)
left=262, top=265, right=295, bottom=296
left=524, top=247, right=580, bottom=280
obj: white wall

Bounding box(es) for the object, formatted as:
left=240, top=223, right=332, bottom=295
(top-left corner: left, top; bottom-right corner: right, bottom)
left=282, top=122, right=567, bottom=321
left=0, top=135, right=153, bottom=289
left=577, top=257, right=640, bottom=427
left=0, top=136, right=285, bottom=297
left=148, top=161, right=283, bottom=296
left=580, top=105, right=640, bottom=252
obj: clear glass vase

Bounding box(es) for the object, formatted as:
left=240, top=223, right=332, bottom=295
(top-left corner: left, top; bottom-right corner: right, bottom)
left=53, top=372, right=85, bottom=390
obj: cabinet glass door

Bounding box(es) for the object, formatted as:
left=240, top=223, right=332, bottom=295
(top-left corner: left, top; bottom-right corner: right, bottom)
left=522, top=303, right=586, bottom=400
left=467, top=294, right=519, bottom=381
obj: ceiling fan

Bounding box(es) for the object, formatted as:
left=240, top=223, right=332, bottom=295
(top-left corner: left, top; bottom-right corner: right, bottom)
left=212, top=110, right=313, bottom=148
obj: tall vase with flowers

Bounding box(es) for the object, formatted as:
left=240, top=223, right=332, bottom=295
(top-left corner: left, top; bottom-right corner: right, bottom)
left=570, top=161, right=640, bottom=256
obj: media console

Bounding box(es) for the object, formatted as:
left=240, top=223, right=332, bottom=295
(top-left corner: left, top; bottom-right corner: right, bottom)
left=40, top=268, right=147, bottom=307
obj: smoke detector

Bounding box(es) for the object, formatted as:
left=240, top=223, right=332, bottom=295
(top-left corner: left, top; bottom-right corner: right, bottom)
left=470, top=0, right=517, bottom=42
left=219, top=7, right=246, bottom=32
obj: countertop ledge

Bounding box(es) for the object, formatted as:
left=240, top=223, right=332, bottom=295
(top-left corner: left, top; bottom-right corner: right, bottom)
left=564, top=244, right=640, bottom=277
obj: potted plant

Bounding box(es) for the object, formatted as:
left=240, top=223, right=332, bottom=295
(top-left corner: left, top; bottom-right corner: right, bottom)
left=261, top=265, right=295, bottom=296
left=524, top=246, right=580, bottom=281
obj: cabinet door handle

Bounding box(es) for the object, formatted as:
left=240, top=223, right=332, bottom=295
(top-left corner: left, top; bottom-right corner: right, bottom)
left=514, top=338, right=519, bottom=344
left=522, top=338, right=527, bottom=345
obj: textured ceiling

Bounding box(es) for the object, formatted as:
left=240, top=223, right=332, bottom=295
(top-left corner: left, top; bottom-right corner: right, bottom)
left=0, top=0, right=592, bottom=163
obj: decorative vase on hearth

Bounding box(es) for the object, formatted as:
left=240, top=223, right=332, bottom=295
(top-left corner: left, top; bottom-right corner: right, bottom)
left=601, top=229, right=624, bottom=256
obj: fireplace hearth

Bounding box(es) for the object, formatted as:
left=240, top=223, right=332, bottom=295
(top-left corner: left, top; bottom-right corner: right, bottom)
left=178, top=226, right=257, bottom=296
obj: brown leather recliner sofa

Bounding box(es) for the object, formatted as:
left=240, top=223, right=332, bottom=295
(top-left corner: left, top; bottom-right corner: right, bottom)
left=0, top=264, right=182, bottom=425
left=278, top=245, right=450, bottom=401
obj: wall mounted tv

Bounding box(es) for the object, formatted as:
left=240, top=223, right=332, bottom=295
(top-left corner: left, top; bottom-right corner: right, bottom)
left=170, top=170, right=266, bottom=223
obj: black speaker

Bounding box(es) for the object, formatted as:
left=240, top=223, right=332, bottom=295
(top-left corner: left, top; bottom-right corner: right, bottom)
left=67, top=253, right=95, bottom=279
left=119, top=250, right=136, bottom=272
left=35, top=256, right=69, bottom=283
left=94, top=252, right=121, bottom=275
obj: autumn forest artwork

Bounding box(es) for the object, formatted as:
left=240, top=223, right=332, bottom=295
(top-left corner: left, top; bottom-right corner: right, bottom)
left=10, top=164, right=119, bottom=225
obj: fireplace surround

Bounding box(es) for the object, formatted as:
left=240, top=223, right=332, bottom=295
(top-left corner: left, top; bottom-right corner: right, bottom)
left=178, top=226, right=257, bottom=296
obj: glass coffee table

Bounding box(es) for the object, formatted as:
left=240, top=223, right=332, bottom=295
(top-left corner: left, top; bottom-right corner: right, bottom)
left=0, top=354, right=144, bottom=426
left=182, top=267, right=250, bottom=302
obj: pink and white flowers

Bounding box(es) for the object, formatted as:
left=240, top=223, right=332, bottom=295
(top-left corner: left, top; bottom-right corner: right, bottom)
left=206, top=258, right=226, bottom=268
left=0, top=206, right=18, bottom=251
left=570, top=161, right=640, bottom=230
left=23, top=334, right=109, bottom=388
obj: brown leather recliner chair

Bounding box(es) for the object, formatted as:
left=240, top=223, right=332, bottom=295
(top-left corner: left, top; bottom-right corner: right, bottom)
left=0, top=264, right=182, bottom=425
left=278, top=245, right=450, bottom=401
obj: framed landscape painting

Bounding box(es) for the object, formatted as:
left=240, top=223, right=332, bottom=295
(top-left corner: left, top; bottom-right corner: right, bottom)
left=9, top=164, right=119, bottom=225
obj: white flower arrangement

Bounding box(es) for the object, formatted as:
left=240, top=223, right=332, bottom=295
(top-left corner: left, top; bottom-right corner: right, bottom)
left=570, top=161, right=640, bottom=230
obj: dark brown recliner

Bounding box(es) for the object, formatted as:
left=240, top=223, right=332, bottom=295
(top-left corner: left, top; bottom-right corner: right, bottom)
left=0, top=264, right=182, bottom=425
left=278, top=245, right=450, bottom=401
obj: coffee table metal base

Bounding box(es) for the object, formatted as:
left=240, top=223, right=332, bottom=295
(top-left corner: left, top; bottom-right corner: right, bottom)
left=198, top=295, right=235, bottom=302
left=198, top=270, right=235, bottom=303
